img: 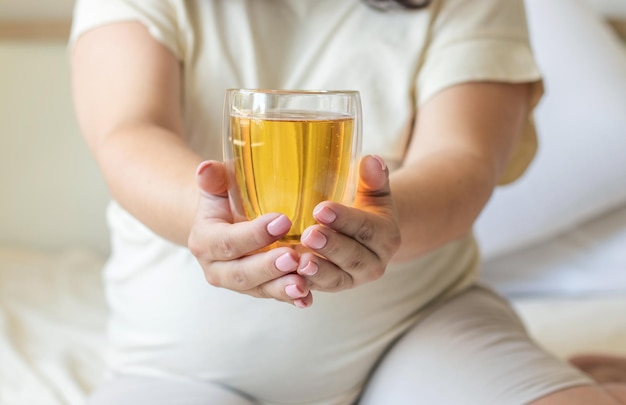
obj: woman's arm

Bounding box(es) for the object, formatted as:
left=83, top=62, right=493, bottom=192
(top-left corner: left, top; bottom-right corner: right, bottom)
left=71, top=21, right=198, bottom=245
left=391, top=81, right=532, bottom=262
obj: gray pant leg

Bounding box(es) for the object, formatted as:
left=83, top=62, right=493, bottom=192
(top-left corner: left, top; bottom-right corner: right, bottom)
left=359, top=286, right=592, bottom=405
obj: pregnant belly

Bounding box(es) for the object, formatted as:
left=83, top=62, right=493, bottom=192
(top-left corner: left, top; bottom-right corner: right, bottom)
left=104, top=236, right=477, bottom=403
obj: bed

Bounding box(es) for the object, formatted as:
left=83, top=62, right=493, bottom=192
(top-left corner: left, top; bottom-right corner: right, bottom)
left=1, top=0, right=625, bottom=403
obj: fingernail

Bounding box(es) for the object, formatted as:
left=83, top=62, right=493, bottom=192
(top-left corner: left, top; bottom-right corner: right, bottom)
left=313, top=206, right=336, bottom=224
left=298, top=260, right=318, bottom=276
left=371, top=154, right=387, bottom=171
left=196, top=161, right=212, bottom=176
left=302, top=228, right=327, bottom=250
left=275, top=253, right=298, bottom=272
left=293, top=299, right=309, bottom=309
left=285, top=284, right=305, bottom=299
left=267, top=215, right=291, bottom=237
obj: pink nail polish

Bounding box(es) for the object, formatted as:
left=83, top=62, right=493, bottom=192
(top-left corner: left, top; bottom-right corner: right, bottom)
left=293, top=299, right=308, bottom=309
left=196, top=161, right=212, bottom=176
left=285, top=284, right=305, bottom=299
left=313, top=206, right=337, bottom=224
left=275, top=253, right=298, bottom=272
left=299, top=260, right=318, bottom=276
left=267, top=215, right=291, bottom=237
left=302, top=229, right=327, bottom=250
left=371, top=154, right=387, bottom=171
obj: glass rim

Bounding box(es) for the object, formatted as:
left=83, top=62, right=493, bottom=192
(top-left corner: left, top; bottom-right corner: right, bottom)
left=226, top=88, right=360, bottom=96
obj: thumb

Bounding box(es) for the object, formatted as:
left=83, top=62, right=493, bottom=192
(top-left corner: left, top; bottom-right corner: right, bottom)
left=194, top=160, right=234, bottom=224
left=355, top=155, right=392, bottom=209
left=195, top=160, right=229, bottom=197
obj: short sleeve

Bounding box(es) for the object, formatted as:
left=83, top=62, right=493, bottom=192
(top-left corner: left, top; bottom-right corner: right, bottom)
left=417, top=0, right=544, bottom=184
left=69, top=0, right=185, bottom=61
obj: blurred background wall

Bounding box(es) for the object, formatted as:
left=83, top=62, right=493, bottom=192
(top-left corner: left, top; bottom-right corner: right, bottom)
left=0, top=0, right=110, bottom=254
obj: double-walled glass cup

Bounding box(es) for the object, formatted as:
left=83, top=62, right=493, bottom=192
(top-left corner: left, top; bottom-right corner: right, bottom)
left=223, top=89, right=362, bottom=246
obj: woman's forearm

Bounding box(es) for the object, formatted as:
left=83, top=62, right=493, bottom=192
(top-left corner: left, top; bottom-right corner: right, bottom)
left=388, top=82, right=532, bottom=263
left=71, top=22, right=199, bottom=245
left=94, top=123, right=203, bottom=246
left=389, top=150, right=496, bottom=262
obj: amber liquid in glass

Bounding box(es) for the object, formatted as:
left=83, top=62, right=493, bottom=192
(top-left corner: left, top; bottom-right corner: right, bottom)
left=230, top=111, right=354, bottom=244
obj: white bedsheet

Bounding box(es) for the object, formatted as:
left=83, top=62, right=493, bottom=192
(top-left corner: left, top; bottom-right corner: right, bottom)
left=0, top=246, right=624, bottom=405
left=481, top=203, right=626, bottom=298
left=514, top=295, right=626, bottom=360
left=0, top=248, right=107, bottom=405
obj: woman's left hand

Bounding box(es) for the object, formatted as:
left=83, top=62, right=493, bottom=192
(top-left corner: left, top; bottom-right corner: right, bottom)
left=297, top=155, right=401, bottom=292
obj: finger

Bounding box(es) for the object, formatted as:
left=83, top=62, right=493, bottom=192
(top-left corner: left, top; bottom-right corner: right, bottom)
left=190, top=213, right=293, bottom=262
left=204, top=246, right=298, bottom=289
left=309, top=201, right=400, bottom=264
left=297, top=251, right=355, bottom=292
left=246, top=272, right=313, bottom=307
left=293, top=293, right=314, bottom=309
left=196, top=160, right=228, bottom=197
left=194, top=160, right=233, bottom=223
left=300, top=224, right=384, bottom=286
left=205, top=251, right=314, bottom=307
left=355, top=155, right=393, bottom=210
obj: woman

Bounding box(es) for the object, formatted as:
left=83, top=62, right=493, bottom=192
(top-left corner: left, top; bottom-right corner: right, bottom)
left=70, top=0, right=625, bottom=403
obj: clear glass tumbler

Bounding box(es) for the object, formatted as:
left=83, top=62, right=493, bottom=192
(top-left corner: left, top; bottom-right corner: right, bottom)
left=222, top=89, right=362, bottom=246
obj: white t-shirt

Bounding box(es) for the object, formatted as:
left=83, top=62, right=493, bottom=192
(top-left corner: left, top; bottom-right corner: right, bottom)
left=71, top=1, right=543, bottom=404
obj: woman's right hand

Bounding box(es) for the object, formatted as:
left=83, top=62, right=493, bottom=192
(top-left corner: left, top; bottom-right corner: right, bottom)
left=188, top=160, right=313, bottom=308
